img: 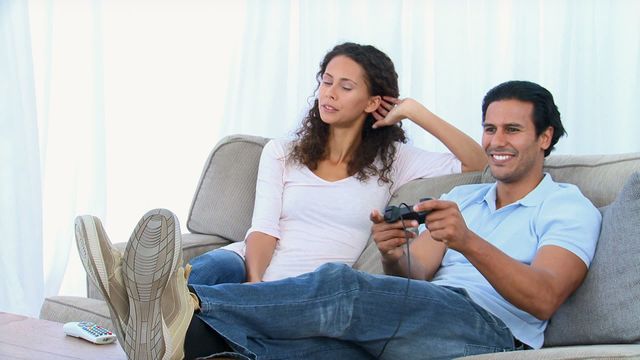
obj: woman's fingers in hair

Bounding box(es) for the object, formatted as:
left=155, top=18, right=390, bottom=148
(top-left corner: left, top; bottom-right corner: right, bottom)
left=376, top=106, right=389, bottom=117
left=372, top=97, right=405, bottom=129
left=383, top=96, right=402, bottom=105
left=380, top=96, right=399, bottom=110
left=372, top=110, right=389, bottom=128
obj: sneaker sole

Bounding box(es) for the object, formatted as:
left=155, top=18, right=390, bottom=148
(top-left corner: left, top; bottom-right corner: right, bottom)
left=123, top=209, right=181, bottom=360
left=74, top=215, right=127, bottom=346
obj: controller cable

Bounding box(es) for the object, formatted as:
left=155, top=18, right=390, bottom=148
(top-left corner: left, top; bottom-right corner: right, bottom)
left=376, top=203, right=414, bottom=359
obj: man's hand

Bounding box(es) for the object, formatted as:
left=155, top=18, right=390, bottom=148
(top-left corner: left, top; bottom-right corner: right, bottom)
left=370, top=209, right=418, bottom=263
left=414, top=199, right=473, bottom=251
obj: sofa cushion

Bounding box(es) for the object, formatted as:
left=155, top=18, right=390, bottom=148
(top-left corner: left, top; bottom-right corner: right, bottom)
left=481, top=153, right=640, bottom=207
left=187, top=135, right=269, bottom=242
left=459, top=344, right=640, bottom=359
left=181, top=233, right=232, bottom=263
left=544, top=171, right=640, bottom=346
left=39, top=295, right=114, bottom=330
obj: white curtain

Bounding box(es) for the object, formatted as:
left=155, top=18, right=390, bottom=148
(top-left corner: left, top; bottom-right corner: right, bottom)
left=27, top=0, right=247, bottom=306
left=222, top=0, right=640, bottom=155
left=0, top=0, right=44, bottom=317
left=2, top=0, right=639, bottom=317
left=27, top=0, right=108, bottom=302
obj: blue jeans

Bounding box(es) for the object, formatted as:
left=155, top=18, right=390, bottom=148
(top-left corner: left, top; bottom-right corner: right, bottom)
left=191, top=263, right=517, bottom=360
left=188, top=249, right=247, bottom=286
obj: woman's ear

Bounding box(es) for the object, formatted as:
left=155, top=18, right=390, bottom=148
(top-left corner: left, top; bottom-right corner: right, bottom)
left=365, top=95, right=382, bottom=113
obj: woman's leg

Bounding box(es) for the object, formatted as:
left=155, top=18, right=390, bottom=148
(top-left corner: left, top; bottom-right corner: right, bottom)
left=188, top=249, right=247, bottom=286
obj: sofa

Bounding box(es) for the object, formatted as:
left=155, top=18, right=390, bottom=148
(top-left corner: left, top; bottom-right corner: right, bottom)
left=40, top=134, right=640, bottom=359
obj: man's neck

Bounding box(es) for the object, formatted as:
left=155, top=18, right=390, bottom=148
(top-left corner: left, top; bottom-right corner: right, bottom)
left=495, top=172, right=545, bottom=209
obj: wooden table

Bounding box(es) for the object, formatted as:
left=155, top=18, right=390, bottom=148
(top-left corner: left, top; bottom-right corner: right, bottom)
left=0, top=312, right=126, bottom=359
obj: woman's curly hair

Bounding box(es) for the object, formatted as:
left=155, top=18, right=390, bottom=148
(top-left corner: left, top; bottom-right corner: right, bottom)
left=289, top=42, right=407, bottom=184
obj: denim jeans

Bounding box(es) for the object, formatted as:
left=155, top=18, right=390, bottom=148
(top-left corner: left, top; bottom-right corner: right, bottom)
left=188, top=249, right=247, bottom=285
left=191, top=263, right=517, bottom=360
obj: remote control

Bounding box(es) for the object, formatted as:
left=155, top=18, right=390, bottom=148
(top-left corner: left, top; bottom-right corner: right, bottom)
left=63, top=321, right=117, bottom=344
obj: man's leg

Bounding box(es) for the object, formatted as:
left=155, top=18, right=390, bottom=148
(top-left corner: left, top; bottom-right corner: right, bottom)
left=77, top=211, right=515, bottom=359
left=192, top=263, right=516, bottom=360
left=188, top=249, right=247, bottom=286
left=74, top=215, right=128, bottom=346
left=184, top=313, right=234, bottom=359
left=121, top=209, right=196, bottom=360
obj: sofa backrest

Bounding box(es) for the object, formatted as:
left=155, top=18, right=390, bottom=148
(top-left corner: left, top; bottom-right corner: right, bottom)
left=189, top=133, right=640, bottom=244
left=484, top=153, right=640, bottom=208
left=187, top=134, right=269, bottom=242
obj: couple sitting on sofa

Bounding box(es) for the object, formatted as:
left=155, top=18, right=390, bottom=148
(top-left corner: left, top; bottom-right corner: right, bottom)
left=74, top=42, right=601, bottom=360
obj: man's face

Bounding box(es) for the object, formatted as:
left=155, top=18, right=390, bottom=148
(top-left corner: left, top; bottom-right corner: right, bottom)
left=482, top=99, right=552, bottom=185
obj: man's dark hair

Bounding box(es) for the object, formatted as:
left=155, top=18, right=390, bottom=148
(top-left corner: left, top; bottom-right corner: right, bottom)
left=481, top=80, right=566, bottom=157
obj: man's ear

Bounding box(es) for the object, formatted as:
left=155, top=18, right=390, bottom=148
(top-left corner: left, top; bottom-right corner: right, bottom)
left=365, top=96, right=381, bottom=113
left=539, top=126, right=554, bottom=151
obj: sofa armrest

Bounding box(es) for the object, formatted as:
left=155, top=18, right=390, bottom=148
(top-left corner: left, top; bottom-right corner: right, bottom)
left=86, top=233, right=233, bottom=300
left=181, top=233, right=233, bottom=264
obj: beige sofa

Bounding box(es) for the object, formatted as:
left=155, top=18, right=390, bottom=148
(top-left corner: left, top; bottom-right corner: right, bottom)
left=40, top=134, right=640, bottom=359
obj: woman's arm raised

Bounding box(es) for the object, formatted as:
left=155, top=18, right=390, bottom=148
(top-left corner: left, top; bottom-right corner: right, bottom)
left=372, top=97, right=487, bottom=172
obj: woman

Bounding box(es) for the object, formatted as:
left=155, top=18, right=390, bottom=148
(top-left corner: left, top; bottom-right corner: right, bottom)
left=187, top=42, right=486, bottom=286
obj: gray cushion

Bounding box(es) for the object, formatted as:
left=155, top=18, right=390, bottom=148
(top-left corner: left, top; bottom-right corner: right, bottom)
left=459, top=344, right=640, bottom=359
left=481, top=153, right=640, bottom=208
left=187, top=134, right=269, bottom=242
left=39, top=296, right=113, bottom=330
left=181, top=233, right=232, bottom=263
left=544, top=172, right=640, bottom=346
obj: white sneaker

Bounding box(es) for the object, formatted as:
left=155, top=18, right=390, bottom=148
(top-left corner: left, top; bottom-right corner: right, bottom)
left=122, top=209, right=194, bottom=360
left=74, top=215, right=129, bottom=347
left=162, top=265, right=199, bottom=359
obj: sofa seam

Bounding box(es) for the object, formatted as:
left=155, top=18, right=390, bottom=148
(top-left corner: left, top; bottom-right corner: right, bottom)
left=183, top=241, right=235, bottom=251
left=482, top=157, right=640, bottom=182
left=544, top=156, right=640, bottom=169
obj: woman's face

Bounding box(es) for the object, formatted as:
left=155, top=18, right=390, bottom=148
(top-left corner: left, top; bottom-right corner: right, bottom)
left=317, top=55, right=379, bottom=128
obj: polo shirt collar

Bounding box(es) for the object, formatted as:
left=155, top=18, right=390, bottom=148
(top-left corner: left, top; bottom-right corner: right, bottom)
left=482, top=173, right=554, bottom=211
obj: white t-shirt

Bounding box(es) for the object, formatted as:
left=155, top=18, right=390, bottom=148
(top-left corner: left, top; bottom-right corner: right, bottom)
left=224, top=138, right=461, bottom=281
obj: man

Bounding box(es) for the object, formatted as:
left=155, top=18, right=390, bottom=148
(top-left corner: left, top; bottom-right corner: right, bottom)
left=75, top=80, right=601, bottom=359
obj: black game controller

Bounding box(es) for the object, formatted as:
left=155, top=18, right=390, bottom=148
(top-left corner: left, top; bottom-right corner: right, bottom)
left=383, top=197, right=433, bottom=224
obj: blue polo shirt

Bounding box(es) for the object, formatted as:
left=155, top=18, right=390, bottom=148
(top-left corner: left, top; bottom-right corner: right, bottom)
left=427, top=174, right=601, bottom=349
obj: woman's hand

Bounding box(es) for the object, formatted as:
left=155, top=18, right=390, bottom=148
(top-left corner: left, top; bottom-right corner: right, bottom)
left=373, top=95, right=487, bottom=172
left=372, top=97, right=425, bottom=129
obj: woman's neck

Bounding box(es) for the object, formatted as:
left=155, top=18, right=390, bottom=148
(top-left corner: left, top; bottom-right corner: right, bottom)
left=325, top=126, right=362, bottom=164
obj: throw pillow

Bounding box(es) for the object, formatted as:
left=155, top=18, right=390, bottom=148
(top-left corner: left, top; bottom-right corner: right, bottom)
left=544, top=171, right=640, bottom=346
